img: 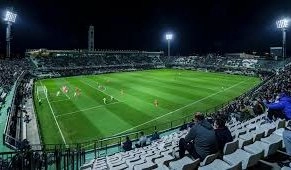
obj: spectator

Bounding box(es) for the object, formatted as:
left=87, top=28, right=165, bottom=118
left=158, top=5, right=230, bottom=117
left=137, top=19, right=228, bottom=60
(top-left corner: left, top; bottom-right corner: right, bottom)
left=214, top=117, right=233, bottom=152
left=135, top=131, right=147, bottom=148
left=150, top=131, right=160, bottom=141
left=188, top=119, right=195, bottom=128
left=252, top=99, right=265, bottom=116
left=179, top=112, right=218, bottom=160
left=122, top=136, right=132, bottom=151
left=180, top=121, right=188, bottom=131
left=266, top=92, right=291, bottom=121
left=283, top=121, right=291, bottom=155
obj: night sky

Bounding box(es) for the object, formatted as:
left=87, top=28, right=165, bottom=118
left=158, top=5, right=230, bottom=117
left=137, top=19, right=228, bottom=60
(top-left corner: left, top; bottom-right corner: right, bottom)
left=1, top=0, right=291, bottom=56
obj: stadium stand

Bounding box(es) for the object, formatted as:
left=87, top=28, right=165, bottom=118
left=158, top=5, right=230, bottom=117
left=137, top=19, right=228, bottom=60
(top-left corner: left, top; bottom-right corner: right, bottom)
left=169, top=54, right=291, bottom=72
left=1, top=50, right=291, bottom=169
left=80, top=115, right=288, bottom=170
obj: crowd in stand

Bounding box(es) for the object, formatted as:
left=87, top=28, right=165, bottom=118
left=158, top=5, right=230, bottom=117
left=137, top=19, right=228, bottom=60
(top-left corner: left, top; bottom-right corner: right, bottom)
left=31, top=53, right=163, bottom=69
left=0, top=58, right=32, bottom=108
left=170, top=54, right=291, bottom=71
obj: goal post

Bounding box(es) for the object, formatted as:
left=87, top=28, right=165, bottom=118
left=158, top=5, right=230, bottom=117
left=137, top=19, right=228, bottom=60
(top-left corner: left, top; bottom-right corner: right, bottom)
left=36, top=85, right=48, bottom=101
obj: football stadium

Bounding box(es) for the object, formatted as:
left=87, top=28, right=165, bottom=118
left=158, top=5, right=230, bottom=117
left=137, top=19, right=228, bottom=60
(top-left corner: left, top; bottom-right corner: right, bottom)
left=1, top=1, right=291, bottom=170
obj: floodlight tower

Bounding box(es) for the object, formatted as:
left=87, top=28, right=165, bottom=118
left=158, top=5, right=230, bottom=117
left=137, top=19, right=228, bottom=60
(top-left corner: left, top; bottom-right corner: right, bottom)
left=276, top=19, right=289, bottom=60
left=4, top=10, right=17, bottom=58
left=165, top=33, right=173, bottom=57
left=88, top=25, right=94, bottom=51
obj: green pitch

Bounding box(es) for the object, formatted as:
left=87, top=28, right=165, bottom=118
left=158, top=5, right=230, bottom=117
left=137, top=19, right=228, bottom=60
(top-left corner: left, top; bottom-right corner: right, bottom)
left=34, top=69, right=260, bottom=145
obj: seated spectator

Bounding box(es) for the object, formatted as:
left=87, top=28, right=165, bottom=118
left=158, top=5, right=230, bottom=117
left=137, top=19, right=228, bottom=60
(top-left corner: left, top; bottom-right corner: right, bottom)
left=150, top=131, right=160, bottom=141
left=214, top=118, right=233, bottom=152
left=266, top=93, right=291, bottom=121
left=180, top=122, right=188, bottom=131
left=135, top=131, right=147, bottom=148
left=283, top=121, right=291, bottom=155
left=252, top=99, right=265, bottom=116
left=188, top=119, right=195, bottom=128
left=122, top=136, right=132, bottom=151
left=179, top=112, right=218, bottom=160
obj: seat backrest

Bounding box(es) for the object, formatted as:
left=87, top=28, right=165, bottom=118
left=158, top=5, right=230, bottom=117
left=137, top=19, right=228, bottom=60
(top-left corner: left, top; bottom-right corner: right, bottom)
left=266, top=140, right=282, bottom=157
left=247, top=150, right=264, bottom=168
left=238, top=130, right=246, bottom=136
left=183, top=158, right=200, bottom=170
left=277, top=119, right=286, bottom=129
left=254, top=131, right=265, bottom=141
left=200, top=153, right=219, bottom=166
left=241, top=138, right=253, bottom=148
left=226, top=161, right=242, bottom=170
left=223, top=140, right=239, bottom=155
left=265, top=127, right=276, bottom=137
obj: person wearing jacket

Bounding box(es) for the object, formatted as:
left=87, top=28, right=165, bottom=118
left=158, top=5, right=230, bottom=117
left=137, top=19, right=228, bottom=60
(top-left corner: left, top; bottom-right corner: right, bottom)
left=214, top=117, right=233, bottom=152
left=266, top=93, right=291, bottom=121
left=179, top=112, right=218, bottom=159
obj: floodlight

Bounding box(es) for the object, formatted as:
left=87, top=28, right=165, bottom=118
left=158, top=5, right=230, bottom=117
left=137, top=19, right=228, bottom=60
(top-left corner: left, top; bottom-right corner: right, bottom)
left=4, top=11, right=17, bottom=23
left=165, top=33, right=173, bottom=57
left=276, top=18, right=289, bottom=60
left=276, top=19, right=288, bottom=29
left=165, top=33, right=173, bottom=40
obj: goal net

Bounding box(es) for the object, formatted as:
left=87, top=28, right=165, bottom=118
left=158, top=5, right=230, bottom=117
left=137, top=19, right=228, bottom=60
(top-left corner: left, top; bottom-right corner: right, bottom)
left=36, top=85, right=48, bottom=101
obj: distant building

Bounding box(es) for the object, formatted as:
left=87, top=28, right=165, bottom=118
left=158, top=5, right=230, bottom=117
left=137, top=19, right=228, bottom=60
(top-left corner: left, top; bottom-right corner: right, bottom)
left=270, top=47, right=282, bottom=60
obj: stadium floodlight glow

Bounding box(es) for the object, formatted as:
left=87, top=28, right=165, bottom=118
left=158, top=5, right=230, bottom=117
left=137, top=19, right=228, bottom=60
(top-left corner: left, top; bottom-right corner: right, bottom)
left=165, top=33, right=173, bottom=40
left=276, top=18, right=289, bottom=60
left=165, top=33, right=173, bottom=57
left=276, top=19, right=289, bottom=29
left=4, top=11, right=17, bottom=23
left=3, top=9, right=17, bottom=58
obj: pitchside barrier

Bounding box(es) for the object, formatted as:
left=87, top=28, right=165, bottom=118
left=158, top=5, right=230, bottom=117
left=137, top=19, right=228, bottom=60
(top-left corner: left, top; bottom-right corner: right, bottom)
left=0, top=72, right=274, bottom=169
left=3, top=71, right=26, bottom=150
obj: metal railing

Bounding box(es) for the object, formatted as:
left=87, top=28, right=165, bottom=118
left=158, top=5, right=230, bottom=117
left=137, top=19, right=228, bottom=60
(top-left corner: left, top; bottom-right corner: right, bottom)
left=3, top=71, right=26, bottom=150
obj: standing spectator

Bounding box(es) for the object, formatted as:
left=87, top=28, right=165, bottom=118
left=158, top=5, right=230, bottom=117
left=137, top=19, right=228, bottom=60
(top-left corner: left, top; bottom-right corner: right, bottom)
left=122, top=136, right=132, bottom=151
left=214, top=118, right=233, bottom=152
left=179, top=112, right=218, bottom=160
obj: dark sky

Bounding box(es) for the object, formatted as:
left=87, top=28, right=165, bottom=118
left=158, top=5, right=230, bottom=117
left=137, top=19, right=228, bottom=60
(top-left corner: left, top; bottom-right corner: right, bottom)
left=1, top=0, right=291, bottom=55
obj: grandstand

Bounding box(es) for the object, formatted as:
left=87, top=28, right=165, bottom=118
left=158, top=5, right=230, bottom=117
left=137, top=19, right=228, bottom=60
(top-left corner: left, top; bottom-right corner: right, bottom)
left=0, top=50, right=291, bottom=169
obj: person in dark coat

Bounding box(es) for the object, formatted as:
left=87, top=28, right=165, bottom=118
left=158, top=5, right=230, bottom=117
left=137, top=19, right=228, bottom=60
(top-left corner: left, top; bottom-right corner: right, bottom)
left=214, top=118, right=233, bottom=152
left=122, top=136, right=132, bottom=151
left=151, top=131, right=160, bottom=141
left=179, top=112, right=218, bottom=159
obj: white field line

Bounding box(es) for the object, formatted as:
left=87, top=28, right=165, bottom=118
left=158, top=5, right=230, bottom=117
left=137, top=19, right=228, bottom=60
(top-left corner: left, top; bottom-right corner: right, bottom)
left=80, top=79, right=122, bottom=102
left=51, top=99, right=70, bottom=103
left=113, top=79, right=249, bottom=136
left=56, top=101, right=121, bottom=118
left=40, top=81, right=67, bottom=145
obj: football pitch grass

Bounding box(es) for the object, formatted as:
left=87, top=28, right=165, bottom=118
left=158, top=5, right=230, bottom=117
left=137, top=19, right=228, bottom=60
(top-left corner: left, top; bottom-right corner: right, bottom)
left=34, top=69, right=260, bottom=145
